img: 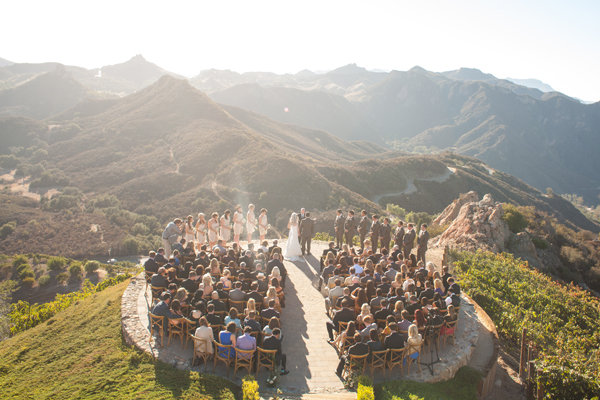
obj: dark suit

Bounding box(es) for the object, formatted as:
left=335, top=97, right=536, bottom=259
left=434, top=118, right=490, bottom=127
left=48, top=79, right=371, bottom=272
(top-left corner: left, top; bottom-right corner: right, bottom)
left=344, top=216, right=356, bottom=246
left=394, top=226, right=405, bottom=248
left=260, top=307, right=280, bottom=320
left=326, top=307, right=355, bottom=341
left=150, top=274, right=168, bottom=289
left=334, top=214, right=345, bottom=248
left=300, top=217, right=315, bottom=254
left=379, top=223, right=391, bottom=251
left=384, top=331, right=406, bottom=349
left=262, top=335, right=286, bottom=369
left=336, top=341, right=369, bottom=375
left=370, top=220, right=381, bottom=252
left=144, top=258, right=158, bottom=273
left=358, top=215, right=369, bottom=249
left=403, top=229, right=416, bottom=259
left=417, top=230, right=430, bottom=264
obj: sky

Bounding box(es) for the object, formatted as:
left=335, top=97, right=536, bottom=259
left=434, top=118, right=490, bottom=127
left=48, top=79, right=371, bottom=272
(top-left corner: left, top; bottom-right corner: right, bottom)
left=2, top=0, right=599, bottom=101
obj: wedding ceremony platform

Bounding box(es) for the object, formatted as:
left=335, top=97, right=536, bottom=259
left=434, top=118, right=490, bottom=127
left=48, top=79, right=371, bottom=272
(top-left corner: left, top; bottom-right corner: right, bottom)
left=121, top=241, right=496, bottom=398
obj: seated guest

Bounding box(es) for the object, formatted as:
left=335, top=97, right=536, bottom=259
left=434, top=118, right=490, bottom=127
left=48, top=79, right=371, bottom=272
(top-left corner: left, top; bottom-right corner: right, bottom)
left=325, top=279, right=344, bottom=314
left=441, top=266, right=452, bottom=292
left=356, top=303, right=373, bottom=327
left=381, top=315, right=397, bottom=336
left=269, top=266, right=283, bottom=286
left=370, top=288, right=385, bottom=309
left=224, top=308, right=242, bottom=331
left=219, top=322, right=237, bottom=358
left=335, top=287, right=352, bottom=309
left=263, top=287, right=281, bottom=312
left=414, top=309, right=427, bottom=331
left=181, top=271, right=199, bottom=294
left=144, top=251, right=159, bottom=273
left=366, top=329, right=384, bottom=360
left=268, top=240, right=281, bottom=258
left=441, top=305, right=458, bottom=336
left=198, top=274, right=214, bottom=299
left=194, top=251, right=209, bottom=268
left=229, top=281, right=246, bottom=302
left=220, top=269, right=233, bottom=291
left=236, top=326, right=257, bottom=356
left=256, top=272, right=268, bottom=293
left=271, top=278, right=285, bottom=307
left=175, top=287, right=189, bottom=305
left=205, top=304, right=223, bottom=326
left=326, top=299, right=355, bottom=342
left=419, top=280, right=435, bottom=301
left=375, top=299, right=393, bottom=321
left=397, top=310, right=412, bottom=332
left=391, top=300, right=404, bottom=321
left=246, top=282, right=264, bottom=305
left=432, top=292, right=447, bottom=311
left=208, top=258, right=220, bottom=276
left=260, top=299, right=280, bottom=320
left=215, top=282, right=228, bottom=300
left=193, top=317, right=214, bottom=355
left=263, top=316, right=280, bottom=336
left=151, top=292, right=177, bottom=334
left=239, top=250, right=254, bottom=270
left=150, top=267, right=169, bottom=288
left=333, top=320, right=356, bottom=351
left=155, top=248, right=168, bottom=265
left=262, top=328, right=289, bottom=376
left=172, top=250, right=182, bottom=267
left=243, top=310, right=261, bottom=333
left=360, top=315, right=377, bottom=340
left=167, top=283, right=178, bottom=300
left=208, top=291, right=227, bottom=313
left=244, top=298, right=257, bottom=318
left=351, top=288, right=369, bottom=315
left=167, top=266, right=179, bottom=284
left=433, top=279, right=445, bottom=297
left=172, top=239, right=185, bottom=256
left=169, top=299, right=184, bottom=318
left=336, top=333, right=369, bottom=376
left=405, top=324, right=423, bottom=362
left=405, top=295, right=420, bottom=316
left=321, top=259, right=336, bottom=289
left=384, top=322, right=405, bottom=349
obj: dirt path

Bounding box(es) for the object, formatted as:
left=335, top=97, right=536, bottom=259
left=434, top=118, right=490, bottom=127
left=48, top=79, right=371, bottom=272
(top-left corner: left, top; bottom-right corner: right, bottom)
left=372, top=167, right=455, bottom=203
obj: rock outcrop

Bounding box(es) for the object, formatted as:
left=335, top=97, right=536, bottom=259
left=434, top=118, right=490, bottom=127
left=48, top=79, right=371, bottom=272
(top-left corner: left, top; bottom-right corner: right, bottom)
left=435, top=192, right=510, bottom=252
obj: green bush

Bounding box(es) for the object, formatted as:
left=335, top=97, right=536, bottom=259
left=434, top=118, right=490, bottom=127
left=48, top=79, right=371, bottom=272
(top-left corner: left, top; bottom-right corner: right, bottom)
left=68, top=263, right=82, bottom=281
left=131, top=222, right=149, bottom=235
left=21, top=277, right=35, bottom=287
left=84, top=261, right=100, bottom=275
left=56, top=272, right=69, bottom=285
left=11, top=255, right=28, bottom=269
left=47, top=257, right=66, bottom=272
left=313, top=232, right=334, bottom=242
left=38, top=275, right=51, bottom=286
left=453, top=251, right=600, bottom=398
left=0, top=221, right=16, bottom=240
left=18, top=267, right=34, bottom=281
left=502, top=203, right=528, bottom=233
left=120, top=237, right=139, bottom=255
left=531, top=236, right=549, bottom=249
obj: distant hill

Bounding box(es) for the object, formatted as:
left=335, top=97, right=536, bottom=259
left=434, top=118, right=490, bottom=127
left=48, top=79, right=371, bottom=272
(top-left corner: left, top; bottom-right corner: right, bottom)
left=0, top=66, right=90, bottom=119
left=1, top=76, right=595, bottom=237
left=506, top=77, right=555, bottom=93
left=0, top=57, right=13, bottom=67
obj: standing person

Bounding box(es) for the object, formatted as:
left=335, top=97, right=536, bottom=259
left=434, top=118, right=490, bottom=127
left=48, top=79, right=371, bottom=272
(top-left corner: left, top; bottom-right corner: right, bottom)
left=417, top=224, right=430, bottom=264
left=379, top=217, right=392, bottom=251
left=299, top=208, right=306, bottom=220
left=403, top=223, right=416, bottom=259
left=394, top=220, right=405, bottom=249
left=195, top=213, right=207, bottom=250
left=358, top=210, right=369, bottom=250
left=219, top=210, right=232, bottom=244
left=344, top=210, right=357, bottom=247
left=207, top=213, right=220, bottom=249
left=299, top=212, right=315, bottom=255
left=334, top=209, right=344, bottom=249
left=370, top=215, right=381, bottom=253
left=258, top=208, right=269, bottom=242
left=184, top=215, right=195, bottom=244
left=162, top=218, right=182, bottom=257
left=233, top=205, right=244, bottom=246
left=246, top=204, right=257, bottom=243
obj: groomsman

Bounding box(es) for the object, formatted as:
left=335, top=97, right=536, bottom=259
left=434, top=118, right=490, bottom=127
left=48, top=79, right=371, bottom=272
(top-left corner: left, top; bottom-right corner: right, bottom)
left=403, top=223, right=416, bottom=259
left=379, top=217, right=392, bottom=251
left=394, top=220, right=405, bottom=249
left=344, top=210, right=357, bottom=246
left=370, top=215, right=381, bottom=252
left=334, top=209, right=344, bottom=249
left=417, top=224, right=430, bottom=264
left=300, top=212, right=315, bottom=255
left=358, top=210, right=369, bottom=250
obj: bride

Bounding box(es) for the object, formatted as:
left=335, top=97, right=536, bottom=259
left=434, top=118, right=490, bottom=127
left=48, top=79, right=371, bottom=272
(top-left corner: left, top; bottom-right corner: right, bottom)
left=283, top=212, right=303, bottom=261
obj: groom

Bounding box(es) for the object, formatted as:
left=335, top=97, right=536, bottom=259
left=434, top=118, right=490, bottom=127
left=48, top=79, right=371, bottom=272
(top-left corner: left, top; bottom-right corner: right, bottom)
left=299, top=212, right=314, bottom=255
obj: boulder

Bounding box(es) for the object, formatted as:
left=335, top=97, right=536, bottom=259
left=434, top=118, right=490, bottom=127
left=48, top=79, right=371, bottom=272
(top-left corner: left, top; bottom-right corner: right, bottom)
left=434, top=190, right=479, bottom=226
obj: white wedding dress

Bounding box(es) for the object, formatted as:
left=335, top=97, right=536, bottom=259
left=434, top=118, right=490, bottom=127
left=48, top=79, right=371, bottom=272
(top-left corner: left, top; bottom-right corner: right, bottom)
left=283, top=222, right=303, bottom=261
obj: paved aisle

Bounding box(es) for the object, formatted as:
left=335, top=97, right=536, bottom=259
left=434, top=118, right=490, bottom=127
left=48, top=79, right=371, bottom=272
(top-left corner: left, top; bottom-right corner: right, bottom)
left=274, top=242, right=346, bottom=395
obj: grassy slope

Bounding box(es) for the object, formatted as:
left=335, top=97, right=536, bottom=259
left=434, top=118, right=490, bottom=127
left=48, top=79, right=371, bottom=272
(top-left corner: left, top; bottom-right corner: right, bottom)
left=0, top=281, right=238, bottom=400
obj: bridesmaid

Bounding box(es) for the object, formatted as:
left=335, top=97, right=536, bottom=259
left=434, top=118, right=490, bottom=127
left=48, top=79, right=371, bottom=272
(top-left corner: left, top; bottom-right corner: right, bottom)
left=220, top=209, right=232, bottom=244
left=184, top=215, right=195, bottom=244
left=208, top=212, right=220, bottom=248
left=233, top=204, right=244, bottom=246
left=195, top=213, right=207, bottom=250
left=258, top=208, right=269, bottom=242
left=246, top=204, right=257, bottom=243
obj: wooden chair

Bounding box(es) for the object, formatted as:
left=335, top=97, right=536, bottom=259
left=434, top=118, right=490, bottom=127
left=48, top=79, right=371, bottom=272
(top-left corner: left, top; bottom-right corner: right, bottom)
left=404, top=343, right=422, bottom=374
left=168, top=317, right=186, bottom=346
left=149, top=313, right=165, bottom=347
left=340, top=337, right=355, bottom=355
left=249, top=331, right=261, bottom=346
left=335, top=321, right=349, bottom=339
left=234, top=348, right=255, bottom=376
left=342, top=353, right=368, bottom=380
left=260, top=316, right=271, bottom=328
left=370, top=349, right=389, bottom=378
left=387, top=348, right=405, bottom=374
left=442, top=320, right=458, bottom=346
left=210, top=324, right=225, bottom=340
left=229, top=300, right=247, bottom=312
left=190, top=335, right=212, bottom=370
left=213, top=340, right=233, bottom=376
left=145, top=271, right=154, bottom=283
left=184, top=318, right=197, bottom=348
left=256, top=347, right=277, bottom=374
left=151, top=285, right=166, bottom=303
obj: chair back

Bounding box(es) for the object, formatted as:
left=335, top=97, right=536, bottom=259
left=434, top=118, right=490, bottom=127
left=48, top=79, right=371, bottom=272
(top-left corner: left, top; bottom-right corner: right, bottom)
left=256, top=347, right=277, bottom=372
left=370, top=349, right=389, bottom=376
left=347, top=353, right=368, bottom=372
left=151, top=285, right=166, bottom=302
left=234, top=348, right=255, bottom=376
left=337, top=320, right=350, bottom=333
left=149, top=313, right=165, bottom=346
left=229, top=300, right=247, bottom=312
left=387, top=347, right=404, bottom=370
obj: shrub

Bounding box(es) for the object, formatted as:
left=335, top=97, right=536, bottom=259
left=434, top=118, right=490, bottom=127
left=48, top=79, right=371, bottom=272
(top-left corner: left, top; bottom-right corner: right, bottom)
left=56, top=272, right=69, bottom=285
left=11, top=255, right=28, bottom=269
left=47, top=256, right=66, bottom=272
left=241, top=375, right=259, bottom=400
left=313, top=232, right=334, bottom=242
left=131, top=222, right=149, bottom=235
left=502, top=203, right=528, bottom=233
left=84, top=261, right=100, bottom=275
left=69, top=263, right=82, bottom=281
left=531, top=236, right=549, bottom=249
left=0, top=221, right=17, bottom=240
left=357, top=375, right=375, bottom=400
left=120, top=237, right=139, bottom=255
left=18, top=267, right=34, bottom=281
left=21, top=277, right=35, bottom=287
left=38, top=275, right=51, bottom=286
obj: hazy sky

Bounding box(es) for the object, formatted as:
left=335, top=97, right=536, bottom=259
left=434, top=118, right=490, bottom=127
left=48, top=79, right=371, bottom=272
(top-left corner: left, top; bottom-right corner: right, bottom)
left=2, top=0, right=599, bottom=101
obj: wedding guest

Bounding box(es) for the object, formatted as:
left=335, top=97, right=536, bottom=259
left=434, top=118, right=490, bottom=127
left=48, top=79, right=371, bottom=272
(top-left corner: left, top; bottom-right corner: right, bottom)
left=144, top=251, right=158, bottom=274
left=162, top=218, right=183, bottom=257
left=193, top=317, right=214, bottom=355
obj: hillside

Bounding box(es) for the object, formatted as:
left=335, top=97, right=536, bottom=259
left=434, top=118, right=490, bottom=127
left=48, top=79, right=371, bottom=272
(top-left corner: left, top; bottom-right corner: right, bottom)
left=0, top=75, right=596, bottom=246
left=0, top=281, right=238, bottom=399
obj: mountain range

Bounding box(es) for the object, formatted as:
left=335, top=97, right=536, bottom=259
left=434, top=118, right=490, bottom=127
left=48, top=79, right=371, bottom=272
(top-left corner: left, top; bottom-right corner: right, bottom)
left=0, top=55, right=599, bottom=208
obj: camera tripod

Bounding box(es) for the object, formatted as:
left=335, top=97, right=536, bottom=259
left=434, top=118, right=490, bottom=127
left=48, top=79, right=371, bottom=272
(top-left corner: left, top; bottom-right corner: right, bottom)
left=420, top=323, right=443, bottom=375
